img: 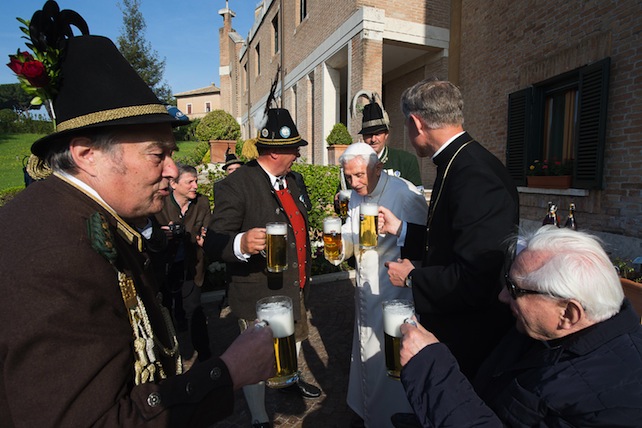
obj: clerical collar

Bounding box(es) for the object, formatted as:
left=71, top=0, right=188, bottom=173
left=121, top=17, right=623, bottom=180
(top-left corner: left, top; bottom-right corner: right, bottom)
left=432, top=131, right=466, bottom=160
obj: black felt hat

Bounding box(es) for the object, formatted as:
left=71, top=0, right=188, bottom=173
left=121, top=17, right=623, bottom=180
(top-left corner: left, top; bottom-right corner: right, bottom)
left=359, top=102, right=389, bottom=135
left=26, top=2, right=186, bottom=157
left=256, top=108, right=308, bottom=148
left=223, top=153, right=244, bottom=170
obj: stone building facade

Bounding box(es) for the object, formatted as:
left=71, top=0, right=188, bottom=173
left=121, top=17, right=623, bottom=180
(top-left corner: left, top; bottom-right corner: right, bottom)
left=217, top=0, right=642, bottom=255
left=174, top=85, right=221, bottom=119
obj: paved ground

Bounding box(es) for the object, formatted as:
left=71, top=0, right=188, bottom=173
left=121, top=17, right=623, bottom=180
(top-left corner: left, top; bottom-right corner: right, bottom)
left=197, top=272, right=358, bottom=428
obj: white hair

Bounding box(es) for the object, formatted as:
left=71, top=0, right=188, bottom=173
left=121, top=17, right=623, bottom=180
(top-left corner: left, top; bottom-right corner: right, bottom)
left=339, top=142, right=379, bottom=168
left=514, top=226, right=624, bottom=322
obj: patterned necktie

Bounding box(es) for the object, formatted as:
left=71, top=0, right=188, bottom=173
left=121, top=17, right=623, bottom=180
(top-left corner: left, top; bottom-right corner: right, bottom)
left=276, top=177, right=285, bottom=190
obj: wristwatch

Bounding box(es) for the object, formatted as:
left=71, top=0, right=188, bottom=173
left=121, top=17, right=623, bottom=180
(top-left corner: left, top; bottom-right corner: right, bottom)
left=405, top=272, right=413, bottom=288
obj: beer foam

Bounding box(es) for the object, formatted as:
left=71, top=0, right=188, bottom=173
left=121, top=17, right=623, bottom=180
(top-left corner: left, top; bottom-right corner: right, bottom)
left=266, top=223, right=287, bottom=235
left=323, top=217, right=342, bottom=233
left=257, top=302, right=295, bottom=338
left=383, top=301, right=414, bottom=337
left=360, top=203, right=378, bottom=216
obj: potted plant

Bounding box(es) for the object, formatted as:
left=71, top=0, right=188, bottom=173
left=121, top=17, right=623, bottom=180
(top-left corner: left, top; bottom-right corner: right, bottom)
left=526, top=159, right=573, bottom=189
left=195, top=109, right=241, bottom=163
left=326, top=123, right=353, bottom=164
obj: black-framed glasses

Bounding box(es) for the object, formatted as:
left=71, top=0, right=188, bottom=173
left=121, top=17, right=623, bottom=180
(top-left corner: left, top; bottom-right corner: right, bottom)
left=504, top=273, right=547, bottom=300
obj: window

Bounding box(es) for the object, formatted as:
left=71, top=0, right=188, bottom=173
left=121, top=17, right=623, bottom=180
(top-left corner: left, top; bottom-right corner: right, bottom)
left=300, top=0, right=307, bottom=23
left=186, top=103, right=192, bottom=115
left=272, top=15, right=279, bottom=54
left=243, top=62, right=248, bottom=92
left=506, top=58, right=610, bottom=189
left=255, top=43, right=261, bottom=76
left=205, top=102, right=211, bottom=113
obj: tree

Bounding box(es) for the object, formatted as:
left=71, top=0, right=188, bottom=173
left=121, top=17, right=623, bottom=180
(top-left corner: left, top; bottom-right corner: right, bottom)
left=116, top=0, right=172, bottom=103
left=0, top=84, right=39, bottom=116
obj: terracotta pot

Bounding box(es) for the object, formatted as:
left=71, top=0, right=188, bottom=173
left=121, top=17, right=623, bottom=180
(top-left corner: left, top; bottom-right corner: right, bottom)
left=327, top=144, right=350, bottom=165
left=209, top=140, right=237, bottom=163
left=620, top=278, right=642, bottom=320
left=526, top=175, right=572, bottom=189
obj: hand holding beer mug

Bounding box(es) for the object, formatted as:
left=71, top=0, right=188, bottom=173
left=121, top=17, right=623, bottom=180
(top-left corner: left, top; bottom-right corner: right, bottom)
left=383, top=299, right=415, bottom=379
left=323, top=216, right=343, bottom=265
left=265, top=222, right=288, bottom=273
left=359, top=203, right=379, bottom=249
left=338, top=189, right=352, bottom=219
left=256, top=296, right=299, bottom=388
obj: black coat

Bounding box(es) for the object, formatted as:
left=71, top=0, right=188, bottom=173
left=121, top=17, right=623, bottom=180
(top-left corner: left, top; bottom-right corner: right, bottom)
left=204, top=160, right=311, bottom=321
left=401, top=300, right=642, bottom=427
left=404, top=132, right=519, bottom=377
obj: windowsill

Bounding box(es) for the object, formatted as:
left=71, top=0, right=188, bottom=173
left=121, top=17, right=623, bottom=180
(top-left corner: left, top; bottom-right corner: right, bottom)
left=517, top=186, right=589, bottom=197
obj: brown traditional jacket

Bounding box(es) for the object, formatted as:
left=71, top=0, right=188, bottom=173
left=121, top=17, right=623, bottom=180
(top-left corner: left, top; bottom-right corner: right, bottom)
left=0, top=175, right=233, bottom=427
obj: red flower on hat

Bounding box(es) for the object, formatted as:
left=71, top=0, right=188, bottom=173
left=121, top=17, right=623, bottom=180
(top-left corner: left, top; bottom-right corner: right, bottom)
left=6, top=51, right=33, bottom=74
left=20, top=60, right=49, bottom=88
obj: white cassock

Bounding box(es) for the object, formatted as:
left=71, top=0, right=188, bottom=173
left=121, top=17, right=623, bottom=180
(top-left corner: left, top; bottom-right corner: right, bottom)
left=340, top=173, right=428, bottom=427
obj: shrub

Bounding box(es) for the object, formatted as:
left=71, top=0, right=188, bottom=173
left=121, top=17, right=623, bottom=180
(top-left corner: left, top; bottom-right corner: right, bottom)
left=195, top=110, right=240, bottom=142
left=326, top=122, right=353, bottom=146
left=172, top=118, right=200, bottom=142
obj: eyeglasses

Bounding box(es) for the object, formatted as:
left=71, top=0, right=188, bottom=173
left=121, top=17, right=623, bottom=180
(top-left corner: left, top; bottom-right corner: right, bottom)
left=504, top=273, right=547, bottom=300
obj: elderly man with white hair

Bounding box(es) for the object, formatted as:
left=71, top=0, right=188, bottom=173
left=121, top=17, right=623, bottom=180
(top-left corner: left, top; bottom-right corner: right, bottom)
left=332, top=142, right=428, bottom=427
left=395, top=226, right=642, bottom=427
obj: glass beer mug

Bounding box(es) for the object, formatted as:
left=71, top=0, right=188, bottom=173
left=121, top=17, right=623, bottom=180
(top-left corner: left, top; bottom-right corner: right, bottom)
left=323, top=216, right=343, bottom=265
left=338, top=189, right=352, bottom=219
left=256, top=295, right=299, bottom=388
left=265, top=222, right=288, bottom=273
left=382, top=299, right=414, bottom=379
left=359, top=203, right=379, bottom=249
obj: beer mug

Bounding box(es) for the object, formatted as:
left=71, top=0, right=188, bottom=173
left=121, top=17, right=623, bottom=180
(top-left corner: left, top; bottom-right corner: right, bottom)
left=338, top=189, right=352, bottom=219
left=359, top=203, right=379, bottom=249
left=323, top=216, right=343, bottom=265
left=256, top=295, right=299, bottom=388
left=265, top=222, right=288, bottom=273
left=383, top=299, right=414, bottom=379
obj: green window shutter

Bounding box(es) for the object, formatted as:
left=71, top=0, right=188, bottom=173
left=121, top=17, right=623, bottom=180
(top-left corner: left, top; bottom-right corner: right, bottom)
left=506, top=88, right=532, bottom=186
left=574, top=57, right=610, bottom=189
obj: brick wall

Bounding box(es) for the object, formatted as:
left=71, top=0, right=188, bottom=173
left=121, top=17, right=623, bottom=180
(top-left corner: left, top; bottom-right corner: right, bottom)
left=458, top=0, right=642, bottom=238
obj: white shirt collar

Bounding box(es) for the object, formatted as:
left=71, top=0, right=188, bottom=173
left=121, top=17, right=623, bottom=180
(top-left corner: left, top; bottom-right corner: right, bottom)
left=431, top=131, right=466, bottom=160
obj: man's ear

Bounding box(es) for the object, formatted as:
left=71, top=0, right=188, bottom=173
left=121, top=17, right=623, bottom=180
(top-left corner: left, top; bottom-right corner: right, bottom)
left=409, top=113, right=426, bottom=134
left=558, top=299, right=584, bottom=330
left=69, top=137, right=98, bottom=176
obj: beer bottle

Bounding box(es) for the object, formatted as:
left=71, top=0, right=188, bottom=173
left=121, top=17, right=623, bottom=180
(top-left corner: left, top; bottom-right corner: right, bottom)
left=542, top=202, right=559, bottom=227
left=564, top=203, right=577, bottom=230
left=542, top=201, right=553, bottom=225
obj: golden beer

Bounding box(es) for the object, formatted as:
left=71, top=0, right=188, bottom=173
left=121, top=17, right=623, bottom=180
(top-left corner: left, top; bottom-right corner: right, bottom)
left=383, top=299, right=414, bottom=379
left=359, top=203, right=379, bottom=249
left=323, top=216, right=343, bottom=264
left=256, top=296, right=299, bottom=388
left=266, top=222, right=288, bottom=273
left=338, top=190, right=351, bottom=219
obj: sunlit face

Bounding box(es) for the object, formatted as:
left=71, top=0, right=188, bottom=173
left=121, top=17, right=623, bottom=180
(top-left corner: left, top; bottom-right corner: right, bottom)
left=272, top=146, right=301, bottom=176
left=92, top=124, right=178, bottom=219
left=362, top=130, right=389, bottom=155
left=171, top=172, right=198, bottom=201
left=406, top=115, right=432, bottom=158
left=342, top=156, right=381, bottom=196
left=499, top=251, right=567, bottom=341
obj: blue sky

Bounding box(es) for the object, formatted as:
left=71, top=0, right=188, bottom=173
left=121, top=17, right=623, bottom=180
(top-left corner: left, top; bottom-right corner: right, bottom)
left=1, top=0, right=257, bottom=94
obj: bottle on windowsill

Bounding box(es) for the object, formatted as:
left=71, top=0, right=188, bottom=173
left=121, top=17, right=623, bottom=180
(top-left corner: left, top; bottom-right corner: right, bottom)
left=542, top=202, right=559, bottom=227
left=564, top=203, right=577, bottom=230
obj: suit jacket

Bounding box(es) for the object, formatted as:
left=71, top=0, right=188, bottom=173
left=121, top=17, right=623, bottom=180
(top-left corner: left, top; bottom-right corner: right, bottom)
left=0, top=175, right=234, bottom=427
left=404, top=132, right=519, bottom=377
left=203, top=160, right=311, bottom=321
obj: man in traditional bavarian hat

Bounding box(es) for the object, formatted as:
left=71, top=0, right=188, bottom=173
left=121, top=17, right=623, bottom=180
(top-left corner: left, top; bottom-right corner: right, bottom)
left=0, top=1, right=274, bottom=426
left=222, top=151, right=245, bottom=175
left=360, top=97, right=423, bottom=190
left=204, top=107, right=322, bottom=428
